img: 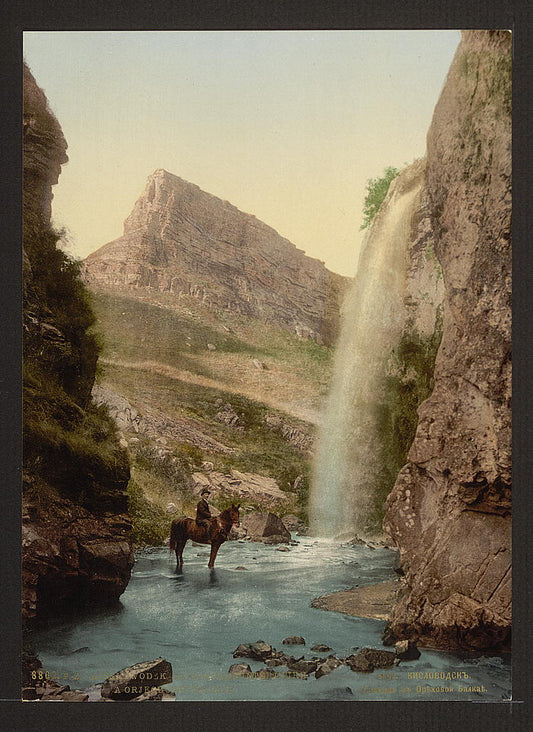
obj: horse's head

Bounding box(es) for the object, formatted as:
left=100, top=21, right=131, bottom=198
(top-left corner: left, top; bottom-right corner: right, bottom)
left=218, top=503, right=240, bottom=531
left=229, top=503, right=240, bottom=527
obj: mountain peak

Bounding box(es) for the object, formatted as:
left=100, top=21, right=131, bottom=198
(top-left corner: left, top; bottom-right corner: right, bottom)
left=83, top=170, right=349, bottom=345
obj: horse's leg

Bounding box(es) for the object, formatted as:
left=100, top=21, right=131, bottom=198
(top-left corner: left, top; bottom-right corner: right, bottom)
left=208, top=541, right=221, bottom=569
left=176, top=539, right=186, bottom=569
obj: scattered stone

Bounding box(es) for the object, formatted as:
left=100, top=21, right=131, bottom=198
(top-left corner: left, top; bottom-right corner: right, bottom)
left=344, top=654, right=374, bottom=673
left=234, top=566, right=248, bottom=571
left=265, top=658, right=285, bottom=668
left=276, top=546, right=290, bottom=552
left=250, top=641, right=274, bottom=660
left=232, top=641, right=273, bottom=661
left=253, top=668, right=279, bottom=679
left=283, top=636, right=306, bottom=646
left=101, top=658, right=172, bottom=700
left=394, top=640, right=421, bottom=660
left=344, top=647, right=398, bottom=673
left=315, top=656, right=342, bottom=679
left=275, top=653, right=294, bottom=666
left=232, top=643, right=253, bottom=659
left=358, top=647, right=398, bottom=668
left=166, top=502, right=178, bottom=514
left=228, top=664, right=252, bottom=677
left=287, top=659, right=318, bottom=675
left=207, top=343, right=217, bottom=351
left=311, top=644, right=333, bottom=653
left=252, top=359, right=265, bottom=370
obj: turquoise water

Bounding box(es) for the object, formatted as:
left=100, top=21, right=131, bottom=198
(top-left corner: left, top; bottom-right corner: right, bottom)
left=30, top=538, right=511, bottom=701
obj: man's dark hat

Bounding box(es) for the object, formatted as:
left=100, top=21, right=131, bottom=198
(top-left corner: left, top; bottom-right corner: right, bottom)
left=200, top=488, right=211, bottom=496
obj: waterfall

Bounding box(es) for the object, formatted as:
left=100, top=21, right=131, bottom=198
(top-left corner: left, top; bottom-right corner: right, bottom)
left=310, top=163, right=424, bottom=539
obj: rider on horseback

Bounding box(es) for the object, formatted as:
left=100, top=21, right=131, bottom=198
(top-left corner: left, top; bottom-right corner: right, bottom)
left=196, top=488, right=214, bottom=540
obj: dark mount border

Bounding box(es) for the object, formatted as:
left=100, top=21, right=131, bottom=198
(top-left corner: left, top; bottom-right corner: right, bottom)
left=2, top=1, right=531, bottom=730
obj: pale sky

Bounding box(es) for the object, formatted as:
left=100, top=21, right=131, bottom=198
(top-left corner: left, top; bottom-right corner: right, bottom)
left=23, top=30, right=460, bottom=277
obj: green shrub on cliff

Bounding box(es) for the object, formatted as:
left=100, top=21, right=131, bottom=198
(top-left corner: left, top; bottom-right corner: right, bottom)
left=127, top=478, right=170, bottom=547
left=23, top=220, right=130, bottom=507
left=360, top=166, right=399, bottom=230
left=369, top=315, right=443, bottom=530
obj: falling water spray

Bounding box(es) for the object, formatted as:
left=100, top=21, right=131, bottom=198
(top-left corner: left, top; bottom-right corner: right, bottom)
left=310, top=162, right=425, bottom=539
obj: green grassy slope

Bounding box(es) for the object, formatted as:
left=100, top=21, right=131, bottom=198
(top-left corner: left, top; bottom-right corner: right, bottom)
left=89, top=287, right=333, bottom=543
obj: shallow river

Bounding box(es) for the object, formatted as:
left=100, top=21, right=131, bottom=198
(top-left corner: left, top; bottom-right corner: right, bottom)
left=31, top=537, right=511, bottom=701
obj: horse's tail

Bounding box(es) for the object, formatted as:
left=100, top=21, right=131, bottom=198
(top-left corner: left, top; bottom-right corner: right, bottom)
left=169, top=518, right=184, bottom=554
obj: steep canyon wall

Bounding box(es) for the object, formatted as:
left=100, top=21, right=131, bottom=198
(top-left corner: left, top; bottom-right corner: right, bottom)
left=23, top=64, right=133, bottom=619
left=384, top=31, right=511, bottom=650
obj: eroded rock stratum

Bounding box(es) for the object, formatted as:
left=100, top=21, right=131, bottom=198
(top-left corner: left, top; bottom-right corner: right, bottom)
left=384, top=31, right=511, bottom=651
left=83, top=169, right=349, bottom=345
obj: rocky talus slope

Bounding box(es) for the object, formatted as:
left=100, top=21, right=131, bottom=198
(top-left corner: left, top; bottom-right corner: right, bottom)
left=23, top=64, right=133, bottom=619
left=384, top=31, right=511, bottom=650
left=83, top=169, right=348, bottom=345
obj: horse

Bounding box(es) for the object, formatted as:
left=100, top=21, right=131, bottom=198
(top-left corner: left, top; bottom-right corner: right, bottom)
left=169, top=503, right=240, bottom=569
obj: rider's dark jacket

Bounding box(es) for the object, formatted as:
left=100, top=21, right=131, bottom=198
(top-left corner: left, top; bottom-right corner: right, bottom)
left=196, top=498, right=211, bottom=526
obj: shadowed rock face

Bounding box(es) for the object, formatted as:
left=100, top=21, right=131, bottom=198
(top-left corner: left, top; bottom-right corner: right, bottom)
left=384, top=31, right=511, bottom=650
left=83, top=169, right=349, bottom=345
left=23, top=64, right=133, bottom=619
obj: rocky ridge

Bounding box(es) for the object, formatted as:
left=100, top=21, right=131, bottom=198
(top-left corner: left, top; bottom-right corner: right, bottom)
left=384, top=31, right=512, bottom=650
left=83, top=169, right=349, bottom=345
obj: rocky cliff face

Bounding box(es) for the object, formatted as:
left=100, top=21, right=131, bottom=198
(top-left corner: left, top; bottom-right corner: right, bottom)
left=83, top=170, right=348, bottom=345
left=384, top=31, right=511, bottom=650
left=23, top=64, right=133, bottom=619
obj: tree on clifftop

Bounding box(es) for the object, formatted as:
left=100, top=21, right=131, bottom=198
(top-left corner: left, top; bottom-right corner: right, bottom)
left=360, top=166, right=399, bottom=229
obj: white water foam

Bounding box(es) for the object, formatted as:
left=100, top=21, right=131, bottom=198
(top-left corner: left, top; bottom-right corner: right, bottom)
left=310, top=165, right=424, bottom=538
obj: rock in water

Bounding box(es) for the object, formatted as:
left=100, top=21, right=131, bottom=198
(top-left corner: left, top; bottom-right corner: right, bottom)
left=282, top=636, right=306, bottom=646
left=101, top=658, right=172, bottom=700
left=241, top=513, right=291, bottom=543
left=228, top=664, right=252, bottom=677
left=82, top=169, right=349, bottom=345
left=343, top=654, right=373, bottom=673
left=394, top=640, right=421, bottom=661
left=315, top=656, right=342, bottom=679
left=232, top=641, right=273, bottom=661
left=253, top=669, right=279, bottom=679
left=384, top=30, right=511, bottom=652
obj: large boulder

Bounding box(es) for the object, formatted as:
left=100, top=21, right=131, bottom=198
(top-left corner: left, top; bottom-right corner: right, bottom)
left=101, top=658, right=172, bottom=700
left=241, top=512, right=291, bottom=543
